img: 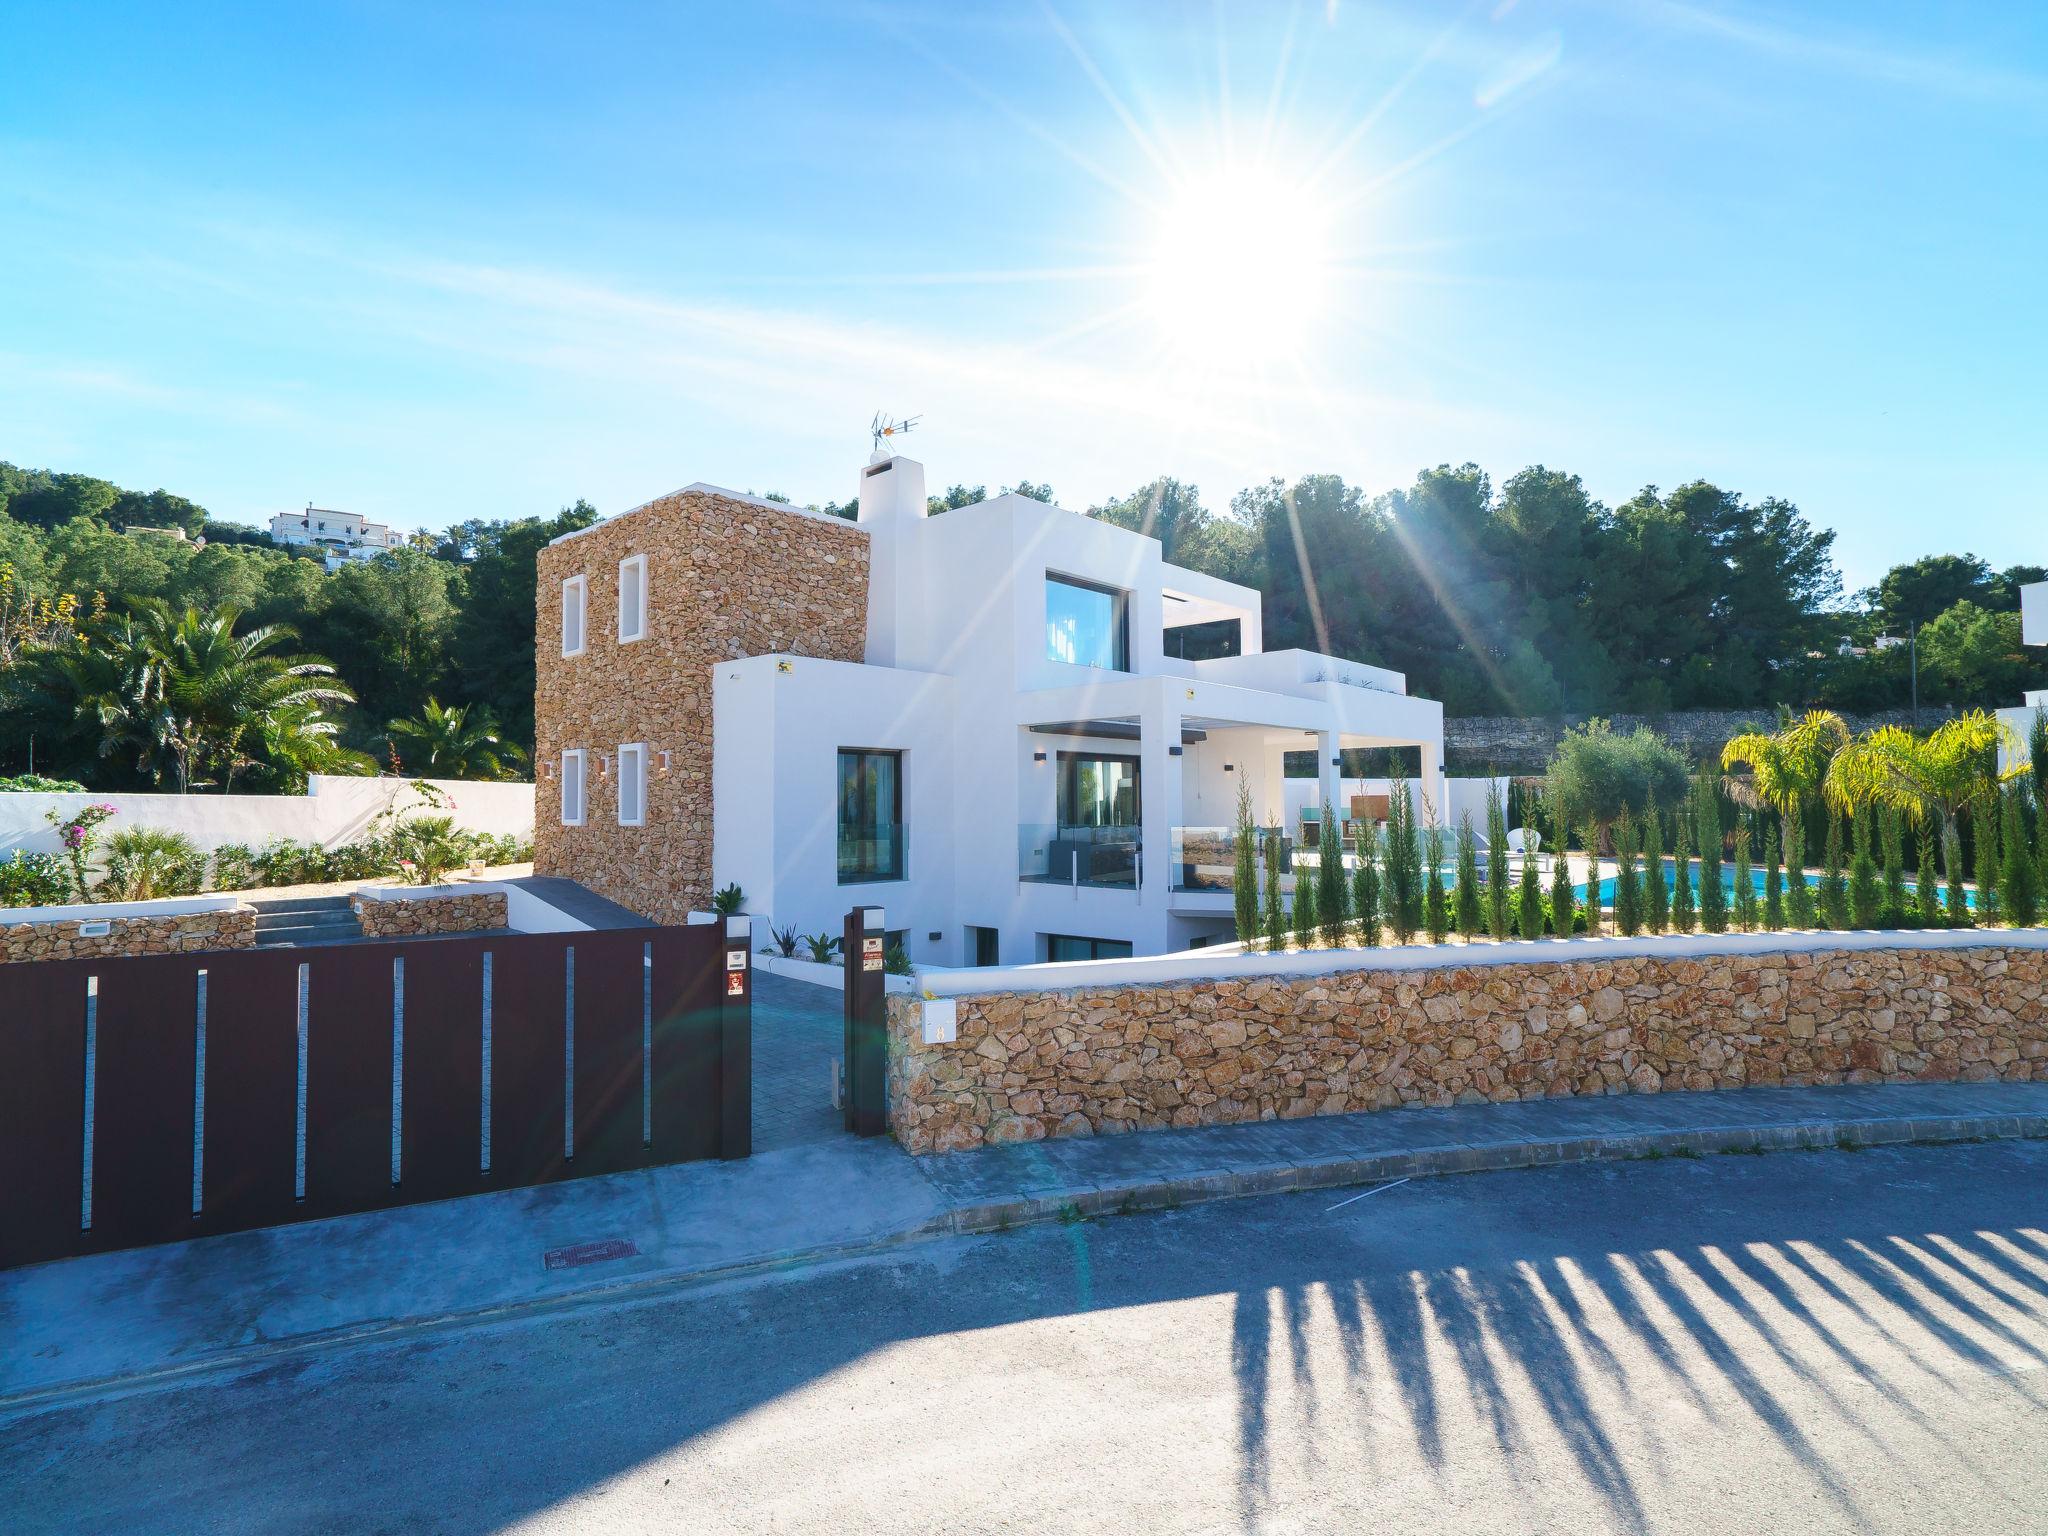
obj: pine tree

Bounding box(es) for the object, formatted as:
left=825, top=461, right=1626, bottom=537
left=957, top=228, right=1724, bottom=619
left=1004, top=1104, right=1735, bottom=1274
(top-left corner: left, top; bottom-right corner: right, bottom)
left=1697, top=776, right=1729, bottom=934
left=1763, top=822, right=1785, bottom=931
left=1671, top=807, right=1697, bottom=933
left=1583, top=814, right=1605, bottom=936
left=1974, top=801, right=2001, bottom=926
left=1518, top=833, right=1544, bottom=940
left=2001, top=786, right=2040, bottom=927
left=1614, top=809, right=1642, bottom=937
left=1232, top=780, right=1259, bottom=946
left=1732, top=821, right=1757, bottom=932
left=1819, top=810, right=1849, bottom=929
left=1453, top=814, right=1482, bottom=940
left=1549, top=796, right=1576, bottom=939
left=1916, top=820, right=1940, bottom=924
left=1423, top=815, right=1449, bottom=943
left=1353, top=817, right=1382, bottom=946
left=1262, top=832, right=1287, bottom=952
left=1293, top=859, right=1320, bottom=949
left=1849, top=804, right=1882, bottom=928
left=1317, top=800, right=1350, bottom=947
left=1782, top=814, right=1810, bottom=927
left=1880, top=802, right=1907, bottom=926
left=1485, top=779, right=1510, bottom=940
left=1643, top=794, right=1669, bottom=934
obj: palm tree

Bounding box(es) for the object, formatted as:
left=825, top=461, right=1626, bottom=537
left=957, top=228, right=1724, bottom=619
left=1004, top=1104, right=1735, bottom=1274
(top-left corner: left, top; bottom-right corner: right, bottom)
left=385, top=698, right=526, bottom=781
left=1824, top=711, right=2016, bottom=904
left=1721, top=710, right=1849, bottom=839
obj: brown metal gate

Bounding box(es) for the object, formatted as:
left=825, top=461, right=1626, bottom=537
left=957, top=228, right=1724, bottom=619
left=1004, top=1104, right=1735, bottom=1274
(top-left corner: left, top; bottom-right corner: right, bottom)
left=0, top=923, right=750, bottom=1271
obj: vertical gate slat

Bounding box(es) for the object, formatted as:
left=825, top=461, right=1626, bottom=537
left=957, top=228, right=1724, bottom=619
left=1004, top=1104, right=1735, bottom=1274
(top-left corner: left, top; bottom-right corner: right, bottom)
left=87, top=953, right=203, bottom=1253
left=301, top=943, right=399, bottom=1219
left=490, top=933, right=571, bottom=1188
left=399, top=938, right=488, bottom=1204
left=197, top=948, right=304, bottom=1236
left=650, top=926, right=721, bottom=1164
left=572, top=931, right=650, bottom=1176
left=0, top=958, right=91, bottom=1269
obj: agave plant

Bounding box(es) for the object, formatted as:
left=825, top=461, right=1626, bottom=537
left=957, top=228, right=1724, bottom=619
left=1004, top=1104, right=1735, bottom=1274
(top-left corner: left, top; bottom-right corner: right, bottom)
left=801, top=932, right=842, bottom=964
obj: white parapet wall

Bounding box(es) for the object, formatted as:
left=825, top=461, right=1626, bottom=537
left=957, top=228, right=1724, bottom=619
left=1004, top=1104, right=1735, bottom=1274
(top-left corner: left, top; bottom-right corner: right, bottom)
left=0, top=775, right=534, bottom=860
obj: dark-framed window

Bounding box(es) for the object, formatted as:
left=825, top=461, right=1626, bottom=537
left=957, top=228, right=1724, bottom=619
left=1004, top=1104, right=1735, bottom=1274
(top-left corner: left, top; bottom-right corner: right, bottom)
left=837, top=748, right=904, bottom=883
left=1046, top=934, right=1133, bottom=962
left=1057, top=751, right=1140, bottom=829
left=1046, top=574, right=1130, bottom=671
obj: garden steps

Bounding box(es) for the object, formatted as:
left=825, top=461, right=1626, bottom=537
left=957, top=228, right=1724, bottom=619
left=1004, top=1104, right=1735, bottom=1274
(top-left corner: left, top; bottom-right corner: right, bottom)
left=250, top=895, right=363, bottom=948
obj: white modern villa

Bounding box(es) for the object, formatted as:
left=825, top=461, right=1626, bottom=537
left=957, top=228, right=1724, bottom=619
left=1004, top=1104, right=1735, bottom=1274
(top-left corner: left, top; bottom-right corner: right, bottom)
left=267, top=504, right=399, bottom=568
left=534, top=452, right=1445, bottom=966
left=1999, top=578, right=2048, bottom=769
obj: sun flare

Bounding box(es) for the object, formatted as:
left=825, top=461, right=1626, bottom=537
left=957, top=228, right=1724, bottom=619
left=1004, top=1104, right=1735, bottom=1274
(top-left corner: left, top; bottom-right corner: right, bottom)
left=1143, top=165, right=1334, bottom=367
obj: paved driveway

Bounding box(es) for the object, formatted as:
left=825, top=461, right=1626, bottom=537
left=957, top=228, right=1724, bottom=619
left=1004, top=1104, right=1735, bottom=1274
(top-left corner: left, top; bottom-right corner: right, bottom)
left=9, top=1140, right=2047, bottom=1534
left=749, top=970, right=842, bottom=1151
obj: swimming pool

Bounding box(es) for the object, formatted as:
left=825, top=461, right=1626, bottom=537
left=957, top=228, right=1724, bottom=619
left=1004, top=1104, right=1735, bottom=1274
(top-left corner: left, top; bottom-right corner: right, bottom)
left=1574, top=862, right=1977, bottom=910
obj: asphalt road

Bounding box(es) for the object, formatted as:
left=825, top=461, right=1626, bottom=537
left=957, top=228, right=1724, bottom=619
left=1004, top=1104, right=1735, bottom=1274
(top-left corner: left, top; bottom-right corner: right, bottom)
left=8, top=1141, right=2048, bottom=1535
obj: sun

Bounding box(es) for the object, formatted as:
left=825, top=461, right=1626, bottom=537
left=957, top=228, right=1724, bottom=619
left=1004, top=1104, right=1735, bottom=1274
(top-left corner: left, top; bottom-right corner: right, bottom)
left=1142, top=164, right=1334, bottom=367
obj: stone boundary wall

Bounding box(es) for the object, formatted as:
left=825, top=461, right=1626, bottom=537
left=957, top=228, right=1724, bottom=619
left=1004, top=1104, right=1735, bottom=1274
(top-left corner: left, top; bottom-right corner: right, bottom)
left=533, top=489, right=869, bottom=923
left=352, top=890, right=508, bottom=939
left=1, top=906, right=256, bottom=964
left=1444, top=706, right=1958, bottom=775
left=886, top=940, right=2048, bottom=1153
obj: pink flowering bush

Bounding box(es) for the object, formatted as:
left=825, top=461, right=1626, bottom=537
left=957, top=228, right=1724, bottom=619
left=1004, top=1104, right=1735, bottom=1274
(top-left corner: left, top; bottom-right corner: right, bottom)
left=44, top=803, right=118, bottom=900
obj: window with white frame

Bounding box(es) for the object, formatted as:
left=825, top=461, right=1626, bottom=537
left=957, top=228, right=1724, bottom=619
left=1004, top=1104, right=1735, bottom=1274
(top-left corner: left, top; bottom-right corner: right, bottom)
left=617, top=743, right=647, bottom=826
left=618, top=554, right=647, bottom=643
left=560, top=749, right=587, bottom=826
left=561, top=575, right=587, bottom=657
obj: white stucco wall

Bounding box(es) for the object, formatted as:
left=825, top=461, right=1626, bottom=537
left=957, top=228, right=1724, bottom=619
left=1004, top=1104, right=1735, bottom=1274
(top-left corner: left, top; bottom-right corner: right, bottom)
left=0, top=776, right=535, bottom=860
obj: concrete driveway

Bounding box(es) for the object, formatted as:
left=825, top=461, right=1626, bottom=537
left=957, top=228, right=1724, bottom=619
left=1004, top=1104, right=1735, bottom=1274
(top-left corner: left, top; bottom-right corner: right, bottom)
left=7, top=1139, right=2047, bottom=1534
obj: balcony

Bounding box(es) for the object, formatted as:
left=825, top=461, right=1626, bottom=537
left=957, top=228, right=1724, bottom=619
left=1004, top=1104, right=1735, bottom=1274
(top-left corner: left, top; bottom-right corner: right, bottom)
left=1170, top=827, right=1295, bottom=895
left=838, top=827, right=906, bottom=884
left=1019, top=824, right=1140, bottom=889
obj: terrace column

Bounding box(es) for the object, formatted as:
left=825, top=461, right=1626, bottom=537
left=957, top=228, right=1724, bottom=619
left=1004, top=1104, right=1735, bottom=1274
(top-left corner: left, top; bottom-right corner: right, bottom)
left=1316, top=729, right=1341, bottom=832
left=1138, top=691, right=1180, bottom=912
left=1417, top=738, right=1445, bottom=827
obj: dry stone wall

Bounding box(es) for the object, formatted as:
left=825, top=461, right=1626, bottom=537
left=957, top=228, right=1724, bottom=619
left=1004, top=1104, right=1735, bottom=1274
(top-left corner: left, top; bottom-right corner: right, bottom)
left=1, top=906, right=256, bottom=964
left=886, top=940, right=2048, bottom=1153
left=1445, top=706, right=1957, bottom=775
left=534, top=490, right=869, bottom=922
left=353, top=890, right=508, bottom=938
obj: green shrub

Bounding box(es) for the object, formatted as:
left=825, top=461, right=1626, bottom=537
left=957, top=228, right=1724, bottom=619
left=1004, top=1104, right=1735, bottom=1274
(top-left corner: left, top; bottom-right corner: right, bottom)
left=97, top=828, right=206, bottom=901
left=211, top=842, right=258, bottom=892
left=1544, top=718, right=1691, bottom=851
left=0, top=850, right=70, bottom=908
left=0, top=774, right=88, bottom=793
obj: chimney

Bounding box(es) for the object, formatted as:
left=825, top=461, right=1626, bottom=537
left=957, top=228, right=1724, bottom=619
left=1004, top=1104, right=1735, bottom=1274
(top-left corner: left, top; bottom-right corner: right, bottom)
left=856, top=455, right=926, bottom=667
left=857, top=454, right=927, bottom=525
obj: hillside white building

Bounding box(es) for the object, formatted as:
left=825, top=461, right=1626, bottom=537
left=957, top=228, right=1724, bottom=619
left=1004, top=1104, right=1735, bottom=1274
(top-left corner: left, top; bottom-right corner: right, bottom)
left=714, top=456, right=1444, bottom=964
left=1999, top=579, right=2048, bottom=771
left=268, top=504, right=398, bottom=568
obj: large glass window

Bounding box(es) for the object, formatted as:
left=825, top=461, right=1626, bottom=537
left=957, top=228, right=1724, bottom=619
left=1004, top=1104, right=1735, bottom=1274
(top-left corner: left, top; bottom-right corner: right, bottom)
left=1047, top=934, right=1133, bottom=962
left=1045, top=575, right=1129, bottom=671
left=1058, top=752, right=1140, bottom=828
left=837, top=749, right=904, bottom=883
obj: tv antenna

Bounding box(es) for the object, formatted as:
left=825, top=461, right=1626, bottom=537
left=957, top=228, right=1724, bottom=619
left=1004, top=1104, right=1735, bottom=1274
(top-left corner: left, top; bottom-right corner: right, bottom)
left=870, top=411, right=920, bottom=455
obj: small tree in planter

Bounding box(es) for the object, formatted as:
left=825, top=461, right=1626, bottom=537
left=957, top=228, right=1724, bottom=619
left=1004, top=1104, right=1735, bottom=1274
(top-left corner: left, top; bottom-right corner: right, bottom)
left=1671, top=806, right=1697, bottom=934
left=1696, top=776, right=1728, bottom=934
left=1231, top=781, right=1259, bottom=946
left=1485, top=780, right=1511, bottom=940
left=1317, top=801, right=1350, bottom=947
left=1643, top=794, right=1669, bottom=935
left=1732, top=821, right=1757, bottom=932
left=1453, top=815, right=1482, bottom=940
left=1763, top=822, right=1785, bottom=931
left=1849, top=805, right=1883, bottom=928
left=1352, top=818, right=1382, bottom=946
left=1549, top=797, right=1577, bottom=939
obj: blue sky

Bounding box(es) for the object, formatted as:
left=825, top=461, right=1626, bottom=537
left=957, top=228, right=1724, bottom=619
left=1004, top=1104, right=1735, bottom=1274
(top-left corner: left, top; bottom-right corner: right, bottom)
left=2, top=0, right=2043, bottom=591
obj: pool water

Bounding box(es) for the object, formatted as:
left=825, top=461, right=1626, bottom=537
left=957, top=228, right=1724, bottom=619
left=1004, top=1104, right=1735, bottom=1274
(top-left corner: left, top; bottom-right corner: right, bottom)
left=1574, top=862, right=1977, bottom=911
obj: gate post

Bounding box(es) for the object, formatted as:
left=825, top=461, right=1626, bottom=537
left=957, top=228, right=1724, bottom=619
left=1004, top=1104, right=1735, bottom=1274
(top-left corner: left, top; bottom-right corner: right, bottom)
left=720, top=916, right=753, bottom=1160
left=842, top=905, right=889, bottom=1137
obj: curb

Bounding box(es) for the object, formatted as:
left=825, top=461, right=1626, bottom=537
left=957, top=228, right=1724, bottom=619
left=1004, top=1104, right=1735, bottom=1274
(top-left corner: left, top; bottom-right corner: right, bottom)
left=6, top=1107, right=2042, bottom=1418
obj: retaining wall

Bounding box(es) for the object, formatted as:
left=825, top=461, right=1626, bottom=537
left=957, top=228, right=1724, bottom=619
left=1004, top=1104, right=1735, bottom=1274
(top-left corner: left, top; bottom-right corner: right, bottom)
left=885, top=931, right=2048, bottom=1153
left=1, top=898, right=257, bottom=964
left=1443, top=706, right=1958, bottom=775
left=353, top=888, right=509, bottom=938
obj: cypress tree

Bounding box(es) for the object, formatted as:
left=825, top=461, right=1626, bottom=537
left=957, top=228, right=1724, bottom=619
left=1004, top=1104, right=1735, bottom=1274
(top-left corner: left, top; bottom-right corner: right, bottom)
left=1819, top=810, right=1849, bottom=929
left=1614, top=809, right=1642, bottom=937
left=1849, top=804, right=1883, bottom=928
left=1485, top=780, right=1511, bottom=940
left=1671, top=806, right=1697, bottom=933
left=1785, top=813, right=1815, bottom=928
left=1644, top=794, right=1669, bottom=934
left=1453, top=814, right=1482, bottom=940
left=2001, top=786, right=2039, bottom=927
left=1880, top=802, right=1907, bottom=926
left=1549, top=796, right=1576, bottom=939
left=1916, top=819, right=1940, bottom=924
left=1974, top=801, right=2001, bottom=926
left=1353, top=817, right=1382, bottom=946
left=1232, top=780, right=1259, bottom=946
left=1732, top=821, right=1757, bottom=931
left=1293, top=857, right=1320, bottom=949
left=1262, top=830, right=1287, bottom=952
left=1383, top=772, right=1421, bottom=945
left=2036, top=793, right=2048, bottom=908
left=1423, top=816, right=1449, bottom=943
left=1518, top=832, right=1544, bottom=939
left=1763, top=822, right=1785, bottom=931
left=1697, top=776, right=1729, bottom=934
left=1318, top=800, right=1350, bottom=946
left=1944, top=824, right=1968, bottom=926
left=1583, top=814, right=1605, bottom=936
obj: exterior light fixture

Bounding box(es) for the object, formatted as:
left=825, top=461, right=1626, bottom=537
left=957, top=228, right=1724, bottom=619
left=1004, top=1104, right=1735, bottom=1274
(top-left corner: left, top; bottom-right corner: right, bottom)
left=658, top=750, right=672, bottom=773
left=1224, top=763, right=1235, bottom=772
left=1185, top=688, right=1195, bottom=700
left=1168, top=745, right=1184, bottom=757
left=1331, top=757, right=1343, bottom=767
left=597, top=754, right=611, bottom=778
left=1032, top=751, right=1047, bottom=762
left=540, top=762, right=555, bottom=780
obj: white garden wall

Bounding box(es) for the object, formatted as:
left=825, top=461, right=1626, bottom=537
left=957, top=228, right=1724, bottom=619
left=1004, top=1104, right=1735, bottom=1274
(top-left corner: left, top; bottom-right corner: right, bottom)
left=0, top=775, right=535, bottom=860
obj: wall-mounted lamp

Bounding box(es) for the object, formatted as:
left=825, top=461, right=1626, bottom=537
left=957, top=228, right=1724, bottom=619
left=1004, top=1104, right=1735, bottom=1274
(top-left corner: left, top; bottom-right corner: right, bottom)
left=1032, top=751, right=1047, bottom=762
left=1331, top=757, right=1343, bottom=768
left=540, top=762, right=555, bottom=780
left=597, top=754, right=611, bottom=779
left=658, top=750, right=672, bottom=773
left=1168, top=745, right=1184, bottom=757
left=1223, top=763, right=1235, bottom=773
left=1185, top=688, right=1196, bottom=700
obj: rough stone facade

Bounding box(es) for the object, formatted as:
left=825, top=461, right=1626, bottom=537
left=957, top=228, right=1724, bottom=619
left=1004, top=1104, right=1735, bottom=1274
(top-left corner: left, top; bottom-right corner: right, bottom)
left=886, top=941, right=2048, bottom=1153
left=1444, top=705, right=1958, bottom=776
left=533, top=490, right=869, bottom=923
left=352, top=890, right=508, bottom=938
left=1, top=906, right=257, bottom=964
